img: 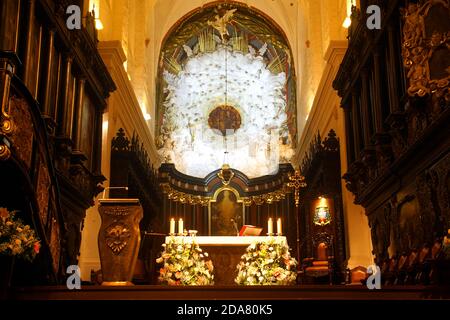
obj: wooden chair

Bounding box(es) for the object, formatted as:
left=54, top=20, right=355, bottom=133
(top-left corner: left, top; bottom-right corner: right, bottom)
left=426, top=239, right=443, bottom=285
left=302, top=233, right=334, bottom=284
left=394, top=253, right=409, bottom=285
left=414, top=245, right=431, bottom=284
left=380, top=258, right=390, bottom=285
left=349, top=266, right=367, bottom=285
left=403, top=249, right=419, bottom=284
left=383, top=257, right=398, bottom=286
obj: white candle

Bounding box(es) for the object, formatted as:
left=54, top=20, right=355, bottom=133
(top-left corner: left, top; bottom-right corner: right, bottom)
left=169, top=218, right=175, bottom=234
left=178, top=218, right=183, bottom=234
left=277, top=218, right=282, bottom=235
left=268, top=218, right=273, bottom=234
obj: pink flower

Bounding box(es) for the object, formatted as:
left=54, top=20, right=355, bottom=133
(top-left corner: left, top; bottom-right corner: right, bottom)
left=33, top=242, right=40, bottom=254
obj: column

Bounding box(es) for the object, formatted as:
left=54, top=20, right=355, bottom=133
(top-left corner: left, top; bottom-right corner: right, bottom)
left=58, top=54, right=74, bottom=137
left=42, top=29, right=55, bottom=116
left=22, top=0, right=35, bottom=87
left=93, top=108, right=103, bottom=173
left=343, top=106, right=354, bottom=165
left=72, top=78, right=86, bottom=150
left=360, top=71, right=372, bottom=146
left=386, top=26, right=400, bottom=113
left=372, top=49, right=384, bottom=133
left=351, top=91, right=362, bottom=158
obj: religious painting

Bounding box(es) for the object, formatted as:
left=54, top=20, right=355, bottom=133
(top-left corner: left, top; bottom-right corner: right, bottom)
left=208, top=105, right=241, bottom=136
left=210, top=188, right=244, bottom=236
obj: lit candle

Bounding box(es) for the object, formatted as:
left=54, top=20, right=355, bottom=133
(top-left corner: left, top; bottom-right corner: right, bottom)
left=268, top=218, right=273, bottom=234
left=178, top=218, right=183, bottom=235
left=277, top=218, right=282, bottom=235
left=169, top=218, right=175, bottom=234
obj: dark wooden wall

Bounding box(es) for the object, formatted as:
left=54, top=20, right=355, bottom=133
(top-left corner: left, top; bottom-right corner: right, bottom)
left=299, top=130, right=347, bottom=282
left=0, top=0, right=115, bottom=284
left=334, top=0, right=449, bottom=264
left=109, top=129, right=162, bottom=233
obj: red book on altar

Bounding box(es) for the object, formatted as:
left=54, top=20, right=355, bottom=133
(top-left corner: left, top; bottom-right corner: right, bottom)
left=239, top=225, right=263, bottom=236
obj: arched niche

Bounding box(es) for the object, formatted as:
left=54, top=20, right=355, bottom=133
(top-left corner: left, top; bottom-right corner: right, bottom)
left=156, top=1, right=297, bottom=179
left=209, top=186, right=245, bottom=236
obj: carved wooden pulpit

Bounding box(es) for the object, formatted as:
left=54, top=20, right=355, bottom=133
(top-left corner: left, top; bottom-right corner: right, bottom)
left=98, top=199, right=143, bottom=285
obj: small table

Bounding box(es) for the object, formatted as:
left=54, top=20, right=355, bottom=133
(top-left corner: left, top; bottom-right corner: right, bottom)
left=165, top=236, right=287, bottom=285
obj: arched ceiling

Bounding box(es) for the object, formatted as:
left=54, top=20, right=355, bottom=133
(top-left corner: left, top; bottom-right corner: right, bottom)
left=153, top=0, right=299, bottom=62
left=156, top=2, right=297, bottom=178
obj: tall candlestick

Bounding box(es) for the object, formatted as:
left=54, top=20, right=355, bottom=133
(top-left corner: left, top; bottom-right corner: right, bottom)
left=277, top=218, right=282, bottom=235
left=169, top=218, right=175, bottom=234
left=178, top=218, right=184, bottom=235
left=268, top=218, right=273, bottom=234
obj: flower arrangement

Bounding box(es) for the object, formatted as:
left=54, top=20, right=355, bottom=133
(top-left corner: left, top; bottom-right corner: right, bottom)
left=156, top=237, right=214, bottom=286
left=235, top=238, right=297, bottom=285
left=443, top=229, right=450, bottom=260
left=0, top=208, right=40, bottom=262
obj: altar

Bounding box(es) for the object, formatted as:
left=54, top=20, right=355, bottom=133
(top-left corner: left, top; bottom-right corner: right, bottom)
left=165, top=236, right=287, bottom=285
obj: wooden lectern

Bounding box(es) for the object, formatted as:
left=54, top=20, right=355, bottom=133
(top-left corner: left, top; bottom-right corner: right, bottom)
left=98, top=198, right=143, bottom=286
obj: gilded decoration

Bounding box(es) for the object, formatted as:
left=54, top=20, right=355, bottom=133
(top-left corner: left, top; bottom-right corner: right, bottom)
left=0, top=144, right=11, bottom=160
left=287, top=170, right=307, bottom=207
left=402, top=0, right=450, bottom=101
left=162, top=183, right=211, bottom=206
left=161, top=182, right=290, bottom=207
left=217, top=163, right=235, bottom=185
left=105, top=222, right=131, bottom=254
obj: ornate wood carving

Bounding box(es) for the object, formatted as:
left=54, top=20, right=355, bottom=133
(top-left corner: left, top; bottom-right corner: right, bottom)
left=402, top=1, right=450, bottom=101
left=8, top=97, right=33, bottom=168
left=36, top=155, right=51, bottom=225
left=334, top=1, right=449, bottom=267
left=0, top=0, right=115, bottom=283
left=336, top=1, right=450, bottom=209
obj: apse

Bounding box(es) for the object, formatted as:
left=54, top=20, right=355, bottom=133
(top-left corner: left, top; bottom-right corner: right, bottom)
left=156, top=3, right=297, bottom=178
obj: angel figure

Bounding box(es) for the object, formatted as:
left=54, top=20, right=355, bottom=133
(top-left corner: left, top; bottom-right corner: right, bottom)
left=207, top=9, right=237, bottom=42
